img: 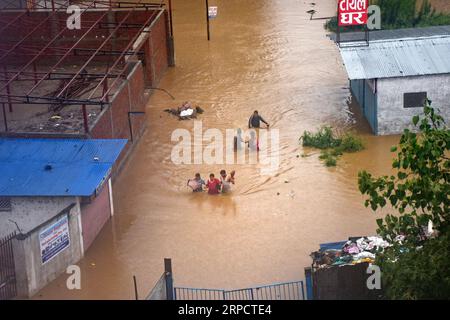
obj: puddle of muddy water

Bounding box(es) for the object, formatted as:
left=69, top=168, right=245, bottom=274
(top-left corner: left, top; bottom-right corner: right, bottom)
left=35, top=0, right=400, bottom=299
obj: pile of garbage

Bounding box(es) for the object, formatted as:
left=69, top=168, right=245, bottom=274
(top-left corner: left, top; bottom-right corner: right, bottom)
left=164, top=101, right=204, bottom=120
left=311, top=222, right=438, bottom=269
left=310, top=236, right=390, bottom=269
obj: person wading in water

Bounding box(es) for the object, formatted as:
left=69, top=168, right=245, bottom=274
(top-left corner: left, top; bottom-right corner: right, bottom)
left=248, top=110, right=270, bottom=128
left=187, top=173, right=205, bottom=192
left=206, top=173, right=222, bottom=195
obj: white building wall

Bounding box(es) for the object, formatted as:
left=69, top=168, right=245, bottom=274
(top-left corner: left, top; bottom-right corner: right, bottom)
left=12, top=203, right=84, bottom=298
left=377, top=74, right=450, bottom=135
left=0, top=197, right=75, bottom=237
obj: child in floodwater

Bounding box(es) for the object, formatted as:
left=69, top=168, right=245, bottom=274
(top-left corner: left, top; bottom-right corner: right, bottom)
left=206, top=173, right=221, bottom=195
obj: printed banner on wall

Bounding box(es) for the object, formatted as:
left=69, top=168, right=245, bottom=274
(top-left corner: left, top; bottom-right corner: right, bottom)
left=338, top=0, right=368, bottom=26
left=39, top=215, right=71, bottom=265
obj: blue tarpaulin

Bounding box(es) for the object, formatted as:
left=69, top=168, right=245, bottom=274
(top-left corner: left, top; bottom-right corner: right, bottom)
left=319, top=241, right=347, bottom=251
left=0, top=138, right=127, bottom=196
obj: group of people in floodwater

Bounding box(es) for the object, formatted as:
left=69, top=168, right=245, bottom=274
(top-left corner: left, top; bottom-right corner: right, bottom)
left=187, top=110, right=270, bottom=195
left=187, top=170, right=236, bottom=195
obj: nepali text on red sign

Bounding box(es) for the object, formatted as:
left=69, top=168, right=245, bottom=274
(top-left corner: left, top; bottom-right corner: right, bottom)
left=338, top=0, right=368, bottom=26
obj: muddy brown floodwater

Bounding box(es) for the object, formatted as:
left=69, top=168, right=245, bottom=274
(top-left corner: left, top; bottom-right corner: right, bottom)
left=36, top=0, right=400, bottom=299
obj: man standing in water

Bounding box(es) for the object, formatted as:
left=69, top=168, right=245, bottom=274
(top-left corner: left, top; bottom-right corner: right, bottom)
left=225, top=170, right=236, bottom=192
left=187, top=173, right=205, bottom=192
left=248, top=110, right=270, bottom=128
left=206, top=173, right=222, bottom=195
left=219, top=170, right=236, bottom=194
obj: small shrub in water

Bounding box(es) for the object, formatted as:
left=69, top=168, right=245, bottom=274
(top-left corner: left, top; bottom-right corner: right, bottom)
left=301, top=126, right=341, bottom=149
left=319, top=151, right=338, bottom=167
left=325, top=156, right=337, bottom=167
left=339, top=133, right=365, bottom=153
left=300, top=128, right=364, bottom=167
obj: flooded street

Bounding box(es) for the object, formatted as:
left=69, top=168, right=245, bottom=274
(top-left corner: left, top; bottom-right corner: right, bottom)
left=35, top=0, right=399, bottom=299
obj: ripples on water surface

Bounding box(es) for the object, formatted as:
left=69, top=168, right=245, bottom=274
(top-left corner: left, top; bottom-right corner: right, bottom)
left=36, top=0, right=400, bottom=299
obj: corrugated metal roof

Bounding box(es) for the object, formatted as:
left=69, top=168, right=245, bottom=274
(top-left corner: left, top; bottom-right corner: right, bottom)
left=339, top=35, right=450, bottom=80
left=0, top=138, right=127, bottom=196
left=330, top=25, right=450, bottom=42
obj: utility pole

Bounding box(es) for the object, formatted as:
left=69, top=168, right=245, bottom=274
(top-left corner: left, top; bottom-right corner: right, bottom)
left=168, top=0, right=175, bottom=66
left=206, top=0, right=210, bottom=41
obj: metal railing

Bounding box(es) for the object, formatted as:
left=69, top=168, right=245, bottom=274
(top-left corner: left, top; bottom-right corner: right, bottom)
left=174, top=287, right=226, bottom=300
left=174, top=280, right=305, bottom=300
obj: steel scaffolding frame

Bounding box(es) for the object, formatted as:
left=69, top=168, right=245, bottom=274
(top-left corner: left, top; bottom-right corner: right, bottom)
left=0, top=0, right=165, bottom=109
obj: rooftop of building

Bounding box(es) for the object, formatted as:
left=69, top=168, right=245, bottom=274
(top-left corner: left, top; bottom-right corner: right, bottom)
left=0, top=138, right=127, bottom=196
left=334, top=26, right=450, bottom=80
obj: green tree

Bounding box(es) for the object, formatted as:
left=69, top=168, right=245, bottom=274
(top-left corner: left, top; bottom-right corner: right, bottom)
left=358, top=103, right=450, bottom=299
left=375, top=0, right=450, bottom=28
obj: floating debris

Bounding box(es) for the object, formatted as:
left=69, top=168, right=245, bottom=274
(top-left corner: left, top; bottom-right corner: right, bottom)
left=164, top=101, right=204, bottom=120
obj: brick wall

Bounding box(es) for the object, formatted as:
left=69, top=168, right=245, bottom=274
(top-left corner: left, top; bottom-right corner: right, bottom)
left=149, top=11, right=169, bottom=86
left=90, top=61, right=147, bottom=173
left=80, top=182, right=111, bottom=251
left=88, top=9, right=170, bottom=169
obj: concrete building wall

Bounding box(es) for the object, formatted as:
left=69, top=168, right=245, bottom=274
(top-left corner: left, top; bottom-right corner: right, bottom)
left=12, top=202, right=83, bottom=298
left=0, top=197, right=75, bottom=238
left=1, top=191, right=115, bottom=297
left=377, top=74, right=450, bottom=135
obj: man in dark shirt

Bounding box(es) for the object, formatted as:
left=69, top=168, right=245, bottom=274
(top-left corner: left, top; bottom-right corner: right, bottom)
left=248, top=110, right=269, bottom=128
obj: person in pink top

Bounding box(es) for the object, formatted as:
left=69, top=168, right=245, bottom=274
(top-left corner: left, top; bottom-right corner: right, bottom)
left=206, top=173, right=221, bottom=195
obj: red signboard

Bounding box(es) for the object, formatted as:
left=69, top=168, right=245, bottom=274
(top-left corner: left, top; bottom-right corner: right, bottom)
left=338, top=0, right=368, bottom=26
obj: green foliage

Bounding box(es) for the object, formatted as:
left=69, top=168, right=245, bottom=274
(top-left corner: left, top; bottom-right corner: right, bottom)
left=319, top=150, right=338, bottom=167
left=300, top=127, right=364, bottom=167
left=325, top=0, right=450, bottom=32
left=358, top=102, right=450, bottom=299
left=377, top=225, right=450, bottom=299
left=337, top=133, right=365, bottom=153
left=375, top=0, right=450, bottom=28
left=301, top=126, right=341, bottom=149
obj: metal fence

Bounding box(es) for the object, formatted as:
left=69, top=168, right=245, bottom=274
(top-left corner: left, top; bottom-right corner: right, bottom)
left=174, top=280, right=305, bottom=300
left=0, top=232, right=17, bottom=300
left=174, top=288, right=226, bottom=300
